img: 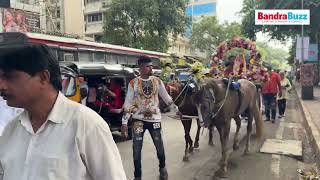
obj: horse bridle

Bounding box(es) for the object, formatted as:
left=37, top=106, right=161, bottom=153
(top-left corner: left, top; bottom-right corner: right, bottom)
left=200, top=78, right=232, bottom=124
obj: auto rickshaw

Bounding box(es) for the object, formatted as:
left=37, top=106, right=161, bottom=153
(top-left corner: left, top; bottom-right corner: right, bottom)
left=59, top=62, right=136, bottom=139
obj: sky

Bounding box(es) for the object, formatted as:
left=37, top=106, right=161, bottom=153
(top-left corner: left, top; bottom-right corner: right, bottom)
left=216, top=0, right=291, bottom=52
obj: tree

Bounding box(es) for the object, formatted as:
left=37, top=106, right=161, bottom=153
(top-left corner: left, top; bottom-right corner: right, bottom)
left=190, top=16, right=243, bottom=57
left=103, top=0, right=190, bottom=52
left=256, top=41, right=289, bottom=69
left=240, top=0, right=320, bottom=42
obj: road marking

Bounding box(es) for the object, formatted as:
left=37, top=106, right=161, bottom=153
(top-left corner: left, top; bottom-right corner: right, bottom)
left=270, top=124, right=285, bottom=180
left=293, top=128, right=299, bottom=140
left=276, top=124, right=284, bottom=139
left=271, top=154, right=281, bottom=179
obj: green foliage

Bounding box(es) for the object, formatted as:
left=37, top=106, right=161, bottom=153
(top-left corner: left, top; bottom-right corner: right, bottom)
left=103, top=0, right=190, bottom=52
left=190, top=16, right=243, bottom=57
left=240, top=0, right=320, bottom=42
left=287, top=42, right=296, bottom=65
left=225, top=47, right=250, bottom=61
left=256, top=41, right=289, bottom=69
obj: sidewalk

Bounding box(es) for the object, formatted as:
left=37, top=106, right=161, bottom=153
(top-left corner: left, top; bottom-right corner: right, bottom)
left=295, top=83, right=320, bottom=167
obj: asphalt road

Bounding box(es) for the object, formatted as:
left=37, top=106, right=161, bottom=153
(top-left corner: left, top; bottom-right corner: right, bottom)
left=113, top=91, right=318, bottom=180
left=113, top=113, right=246, bottom=180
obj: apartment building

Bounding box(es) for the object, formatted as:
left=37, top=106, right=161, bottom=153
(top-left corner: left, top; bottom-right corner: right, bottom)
left=0, top=0, right=45, bottom=33
left=0, top=0, right=84, bottom=38
left=168, top=0, right=217, bottom=58
left=83, top=0, right=111, bottom=42
left=45, top=0, right=85, bottom=38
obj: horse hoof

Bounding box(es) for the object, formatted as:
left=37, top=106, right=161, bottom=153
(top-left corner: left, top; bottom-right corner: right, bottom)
left=243, top=150, right=250, bottom=155
left=215, top=169, right=228, bottom=178
left=233, top=143, right=239, bottom=150
left=188, top=147, right=194, bottom=153
left=182, top=156, right=189, bottom=162
left=208, top=141, right=214, bottom=146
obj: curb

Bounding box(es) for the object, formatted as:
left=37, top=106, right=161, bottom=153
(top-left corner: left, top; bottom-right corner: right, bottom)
left=294, top=86, right=320, bottom=166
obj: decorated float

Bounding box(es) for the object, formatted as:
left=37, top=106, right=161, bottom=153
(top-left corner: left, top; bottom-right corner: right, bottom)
left=210, top=36, right=268, bottom=85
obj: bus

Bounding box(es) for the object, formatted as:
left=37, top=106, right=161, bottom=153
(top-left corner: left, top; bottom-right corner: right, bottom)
left=16, top=32, right=169, bottom=67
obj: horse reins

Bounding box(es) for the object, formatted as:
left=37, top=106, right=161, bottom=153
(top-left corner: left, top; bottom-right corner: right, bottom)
left=208, top=77, right=232, bottom=119
left=163, top=78, right=192, bottom=109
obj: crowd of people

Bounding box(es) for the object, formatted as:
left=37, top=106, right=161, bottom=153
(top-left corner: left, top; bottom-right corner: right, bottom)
left=0, top=38, right=294, bottom=180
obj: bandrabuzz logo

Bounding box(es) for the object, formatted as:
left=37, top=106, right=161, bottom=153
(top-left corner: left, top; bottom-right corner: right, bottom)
left=255, top=10, right=310, bottom=25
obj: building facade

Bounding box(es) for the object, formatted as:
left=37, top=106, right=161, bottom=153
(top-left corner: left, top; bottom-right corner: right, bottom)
left=0, top=0, right=45, bottom=33
left=83, top=0, right=111, bottom=42
left=0, top=0, right=84, bottom=38
left=45, top=0, right=85, bottom=38
left=168, top=0, right=217, bottom=58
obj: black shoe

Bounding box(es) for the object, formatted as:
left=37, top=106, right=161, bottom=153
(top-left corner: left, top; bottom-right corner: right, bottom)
left=159, top=168, right=168, bottom=180
left=133, top=178, right=142, bottom=180
left=271, top=119, right=275, bottom=123
left=264, top=119, right=270, bottom=121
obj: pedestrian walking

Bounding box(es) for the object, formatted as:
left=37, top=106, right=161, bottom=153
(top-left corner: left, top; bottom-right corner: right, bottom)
left=0, top=43, right=127, bottom=180
left=121, top=56, right=179, bottom=180
left=277, top=71, right=292, bottom=118
left=261, top=68, right=282, bottom=123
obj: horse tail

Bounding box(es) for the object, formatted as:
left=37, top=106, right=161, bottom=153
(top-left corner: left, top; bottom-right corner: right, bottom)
left=254, top=91, right=264, bottom=138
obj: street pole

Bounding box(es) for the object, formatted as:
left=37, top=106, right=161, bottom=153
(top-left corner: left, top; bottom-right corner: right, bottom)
left=301, top=0, right=304, bottom=64
left=300, top=0, right=314, bottom=99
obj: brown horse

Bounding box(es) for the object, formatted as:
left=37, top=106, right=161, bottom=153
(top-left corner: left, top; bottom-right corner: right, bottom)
left=160, top=81, right=214, bottom=161
left=195, top=78, right=263, bottom=177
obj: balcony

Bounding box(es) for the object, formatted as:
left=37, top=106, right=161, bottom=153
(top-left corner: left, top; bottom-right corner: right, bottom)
left=84, top=1, right=110, bottom=14
left=10, top=1, right=41, bottom=13
left=85, top=22, right=104, bottom=35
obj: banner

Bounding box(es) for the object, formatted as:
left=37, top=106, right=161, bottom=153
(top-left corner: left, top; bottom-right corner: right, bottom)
left=308, top=44, right=318, bottom=62
left=255, top=10, right=310, bottom=25
left=2, top=8, right=40, bottom=33
left=296, top=36, right=309, bottom=61
left=300, top=64, right=315, bottom=86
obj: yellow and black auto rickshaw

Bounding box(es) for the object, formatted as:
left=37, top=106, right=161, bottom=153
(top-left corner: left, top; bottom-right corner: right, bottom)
left=60, top=62, right=136, bottom=139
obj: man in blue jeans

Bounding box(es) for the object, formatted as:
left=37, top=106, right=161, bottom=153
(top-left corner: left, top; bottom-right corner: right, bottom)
left=261, top=68, right=282, bottom=123
left=121, top=56, right=179, bottom=180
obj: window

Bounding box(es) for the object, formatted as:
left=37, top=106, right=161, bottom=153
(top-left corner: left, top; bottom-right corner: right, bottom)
left=87, top=0, right=100, bottom=3
left=78, top=51, right=93, bottom=62
left=61, top=75, right=76, bottom=97
left=56, top=9, right=60, bottom=18
left=56, top=22, right=61, bottom=31
left=18, top=0, right=34, bottom=4
left=118, top=55, right=127, bottom=65
left=49, top=48, right=58, bottom=60
left=106, top=54, right=117, bottom=64
left=87, top=13, right=103, bottom=23
left=64, top=53, right=74, bottom=61
left=94, top=35, right=103, bottom=42
left=93, top=52, right=105, bottom=62
left=127, top=56, right=137, bottom=65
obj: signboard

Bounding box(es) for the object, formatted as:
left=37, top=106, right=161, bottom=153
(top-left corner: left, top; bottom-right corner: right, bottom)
left=255, top=10, right=310, bottom=25
left=300, top=63, right=315, bottom=86
left=308, top=44, right=318, bottom=62
left=296, top=36, right=309, bottom=61
left=2, top=8, right=40, bottom=33
left=186, top=3, right=216, bottom=16
left=0, top=0, right=10, bottom=8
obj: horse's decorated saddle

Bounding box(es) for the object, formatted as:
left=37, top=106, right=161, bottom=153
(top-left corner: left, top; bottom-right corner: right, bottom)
left=222, top=78, right=241, bottom=91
